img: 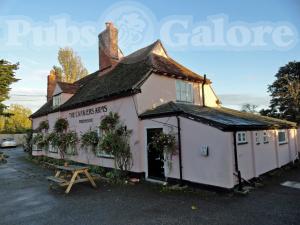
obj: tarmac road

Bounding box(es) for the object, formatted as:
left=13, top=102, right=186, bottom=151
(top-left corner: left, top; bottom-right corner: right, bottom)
left=0, top=147, right=300, bottom=225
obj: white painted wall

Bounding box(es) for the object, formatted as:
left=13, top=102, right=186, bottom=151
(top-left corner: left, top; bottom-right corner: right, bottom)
left=136, top=73, right=219, bottom=114
left=236, top=129, right=299, bottom=183
left=142, top=116, right=235, bottom=189
left=32, top=96, right=144, bottom=173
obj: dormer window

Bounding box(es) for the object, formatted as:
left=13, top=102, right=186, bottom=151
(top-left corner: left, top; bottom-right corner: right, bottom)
left=53, top=94, right=61, bottom=108
left=176, top=80, right=193, bottom=103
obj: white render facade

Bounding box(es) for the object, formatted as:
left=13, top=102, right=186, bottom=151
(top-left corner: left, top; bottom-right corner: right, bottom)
left=31, top=22, right=299, bottom=190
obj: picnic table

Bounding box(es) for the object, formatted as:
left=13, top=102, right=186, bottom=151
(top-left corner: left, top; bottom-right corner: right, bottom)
left=47, top=164, right=97, bottom=194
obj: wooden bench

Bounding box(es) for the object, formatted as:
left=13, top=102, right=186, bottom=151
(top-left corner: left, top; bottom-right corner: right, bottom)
left=46, top=165, right=97, bottom=194
left=47, top=176, right=68, bottom=186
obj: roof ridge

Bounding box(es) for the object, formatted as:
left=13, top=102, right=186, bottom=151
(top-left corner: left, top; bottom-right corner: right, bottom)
left=220, top=107, right=297, bottom=125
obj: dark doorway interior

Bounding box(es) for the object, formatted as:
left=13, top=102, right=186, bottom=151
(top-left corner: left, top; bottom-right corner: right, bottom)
left=147, top=128, right=165, bottom=180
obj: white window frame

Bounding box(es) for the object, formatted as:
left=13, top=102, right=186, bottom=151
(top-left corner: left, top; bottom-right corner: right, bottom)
left=53, top=94, right=61, bottom=108
left=176, top=80, right=193, bottom=103
left=48, top=144, right=58, bottom=153
left=236, top=132, right=247, bottom=144
left=32, top=133, right=42, bottom=151
left=278, top=130, right=288, bottom=145
left=263, top=131, right=269, bottom=144
left=255, top=132, right=260, bottom=145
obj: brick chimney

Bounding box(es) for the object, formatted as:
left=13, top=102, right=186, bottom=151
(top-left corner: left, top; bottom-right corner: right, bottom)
left=47, top=70, right=57, bottom=101
left=98, top=22, right=122, bottom=71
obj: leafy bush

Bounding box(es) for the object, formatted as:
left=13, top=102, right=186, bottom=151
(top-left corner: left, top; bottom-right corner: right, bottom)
left=151, top=132, right=177, bottom=171
left=48, top=131, right=78, bottom=157
left=32, top=133, right=48, bottom=149
left=151, top=132, right=177, bottom=156
left=81, top=130, right=99, bottom=153
left=99, top=112, right=132, bottom=177
left=24, top=129, right=33, bottom=153
left=37, top=120, right=49, bottom=132
left=54, top=118, right=68, bottom=133
left=100, top=112, right=119, bottom=131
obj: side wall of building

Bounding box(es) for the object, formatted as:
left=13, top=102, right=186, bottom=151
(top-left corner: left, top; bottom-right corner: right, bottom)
left=142, top=116, right=235, bottom=189
left=136, top=73, right=219, bottom=114
left=31, top=96, right=144, bottom=173
left=236, top=129, right=298, bottom=182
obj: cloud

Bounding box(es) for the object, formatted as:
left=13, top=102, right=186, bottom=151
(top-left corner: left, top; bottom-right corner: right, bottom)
left=4, top=87, right=47, bottom=113
left=218, top=94, right=270, bottom=110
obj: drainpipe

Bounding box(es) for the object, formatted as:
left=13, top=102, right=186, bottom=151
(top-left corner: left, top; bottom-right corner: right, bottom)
left=233, top=131, right=243, bottom=191
left=202, top=74, right=206, bottom=107
left=176, top=116, right=183, bottom=185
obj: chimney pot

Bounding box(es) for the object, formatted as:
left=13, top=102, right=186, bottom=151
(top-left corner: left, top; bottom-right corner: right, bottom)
left=47, top=70, right=58, bottom=101
left=98, top=22, right=121, bottom=71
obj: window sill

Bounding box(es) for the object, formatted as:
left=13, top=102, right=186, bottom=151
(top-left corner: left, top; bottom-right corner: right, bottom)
left=175, top=100, right=193, bottom=104
left=279, top=142, right=288, bottom=145
left=237, top=142, right=248, bottom=145
left=49, top=150, right=58, bottom=153
left=263, top=141, right=269, bottom=144
left=96, top=153, right=114, bottom=159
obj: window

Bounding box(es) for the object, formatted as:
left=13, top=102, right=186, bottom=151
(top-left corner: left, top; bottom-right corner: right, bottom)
left=96, top=127, right=114, bottom=158
left=176, top=80, right=193, bottom=103
left=97, top=127, right=102, bottom=138
left=237, top=132, right=247, bottom=144
left=49, top=144, right=58, bottom=153
left=278, top=130, right=287, bottom=144
left=263, top=131, right=269, bottom=143
left=255, top=132, right=260, bottom=145
left=53, top=95, right=61, bottom=107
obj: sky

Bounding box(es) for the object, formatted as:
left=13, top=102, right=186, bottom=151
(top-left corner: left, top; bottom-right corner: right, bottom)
left=1, top=0, right=299, bottom=112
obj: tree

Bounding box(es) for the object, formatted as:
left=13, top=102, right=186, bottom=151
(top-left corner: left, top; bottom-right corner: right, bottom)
left=261, top=61, right=300, bottom=123
left=54, top=47, right=88, bottom=83
left=241, top=104, right=258, bottom=113
left=0, top=104, right=32, bottom=133
left=0, top=60, right=19, bottom=115
left=52, top=65, right=63, bottom=81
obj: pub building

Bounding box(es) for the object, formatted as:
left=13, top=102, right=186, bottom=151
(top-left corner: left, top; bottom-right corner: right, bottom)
left=31, top=22, right=299, bottom=190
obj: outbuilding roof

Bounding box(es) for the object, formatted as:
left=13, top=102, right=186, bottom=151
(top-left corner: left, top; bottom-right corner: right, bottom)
left=31, top=40, right=208, bottom=118
left=139, top=102, right=297, bottom=131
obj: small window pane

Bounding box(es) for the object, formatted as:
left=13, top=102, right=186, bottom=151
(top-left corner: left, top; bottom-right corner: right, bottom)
left=278, top=130, right=287, bottom=144
left=237, top=132, right=247, bottom=144
left=176, top=80, right=193, bottom=103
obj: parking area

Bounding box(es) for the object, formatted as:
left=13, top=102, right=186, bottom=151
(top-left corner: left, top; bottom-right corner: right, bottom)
left=0, top=147, right=300, bottom=225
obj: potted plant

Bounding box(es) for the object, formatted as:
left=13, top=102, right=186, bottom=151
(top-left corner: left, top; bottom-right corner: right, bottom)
left=151, top=132, right=177, bottom=171
left=81, top=130, right=99, bottom=154
left=64, top=131, right=78, bottom=156
left=54, top=118, right=68, bottom=133
left=47, top=132, right=60, bottom=153
left=32, top=133, right=47, bottom=150
left=37, top=120, right=49, bottom=132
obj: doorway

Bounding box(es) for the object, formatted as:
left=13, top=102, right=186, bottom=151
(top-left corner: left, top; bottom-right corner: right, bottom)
left=146, top=128, right=165, bottom=180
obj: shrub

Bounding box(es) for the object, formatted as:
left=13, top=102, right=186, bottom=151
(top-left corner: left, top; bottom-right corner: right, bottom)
left=81, top=130, right=99, bottom=153
left=37, top=120, right=49, bottom=132
left=54, top=118, right=68, bottom=133
left=99, top=112, right=132, bottom=177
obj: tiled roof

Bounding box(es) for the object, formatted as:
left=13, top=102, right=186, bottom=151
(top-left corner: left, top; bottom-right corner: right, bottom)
left=139, top=102, right=297, bottom=131
left=30, top=99, right=53, bottom=118
left=31, top=40, right=208, bottom=118
left=56, top=81, right=79, bottom=94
